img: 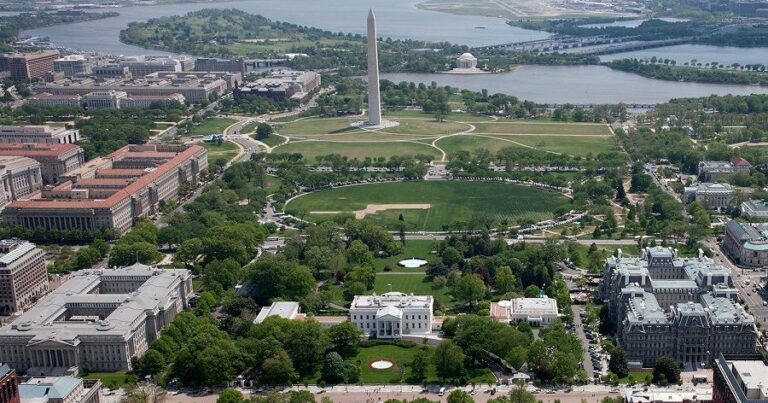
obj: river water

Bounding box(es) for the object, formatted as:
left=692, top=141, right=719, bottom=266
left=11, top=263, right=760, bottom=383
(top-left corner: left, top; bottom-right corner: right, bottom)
left=600, top=44, right=768, bottom=67
left=22, top=0, right=548, bottom=54
left=383, top=66, right=768, bottom=104
left=19, top=0, right=768, bottom=104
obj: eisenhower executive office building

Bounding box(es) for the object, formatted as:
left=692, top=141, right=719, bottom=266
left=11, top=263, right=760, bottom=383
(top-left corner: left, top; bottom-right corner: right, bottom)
left=599, top=247, right=757, bottom=369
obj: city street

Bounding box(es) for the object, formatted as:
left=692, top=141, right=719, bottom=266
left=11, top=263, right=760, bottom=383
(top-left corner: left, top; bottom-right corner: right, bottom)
left=108, top=383, right=719, bottom=403
left=571, top=305, right=596, bottom=379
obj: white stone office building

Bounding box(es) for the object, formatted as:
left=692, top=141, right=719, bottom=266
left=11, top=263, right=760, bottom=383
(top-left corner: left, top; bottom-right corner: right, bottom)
left=740, top=199, right=768, bottom=219
left=0, top=156, right=43, bottom=209
left=683, top=182, right=734, bottom=211
left=0, top=239, right=48, bottom=316
left=0, top=126, right=80, bottom=145
left=723, top=219, right=768, bottom=268
left=599, top=247, right=757, bottom=368
left=0, top=263, right=193, bottom=375
left=490, top=297, right=560, bottom=325
left=350, top=292, right=433, bottom=339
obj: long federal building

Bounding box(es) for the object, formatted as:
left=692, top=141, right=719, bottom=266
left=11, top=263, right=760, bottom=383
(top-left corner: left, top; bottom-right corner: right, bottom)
left=1, top=144, right=207, bottom=234
left=0, top=143, right=84, bottom=185
left=599, top=247, right=757, bottom=369
left=0, top=126, right=80, bottom=145
left=32, top=74, right=227, bottom=103
left=0, top=263, right=192, bottom=374
left=0, top=156, right=43, bottom=210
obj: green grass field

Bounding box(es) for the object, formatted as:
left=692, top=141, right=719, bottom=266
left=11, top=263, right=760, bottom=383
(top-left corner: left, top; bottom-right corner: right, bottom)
left=203, top=141, right=239, bottom=165
left=373, top=240, right=439, bottom=272
left=473, top=121, right=612, bottom=136
left=188, top=117, right=237, bottom=136
left=298, top=344, right=495, bottom=384
left=376, top=119, right=469, bottom=135
left=280, top=116, right=469, bottom=136
left=286, top=181, right=571, bottom=231
left=86, top=372, right=138, bottom=389
left=240, top=121, right=259, bottom=134
left=273, top=141, right=441, bottom=161
left=279, top=118, right=363, bottom=136
left=291, top=133, right=435, bottom=142
left=437, top=135, right=525, bottom=156
left=491, top=135, right=618, bottom=155
left=259, top=134, right=287, bottom=147
left=374, top=273, right=453, bottom=307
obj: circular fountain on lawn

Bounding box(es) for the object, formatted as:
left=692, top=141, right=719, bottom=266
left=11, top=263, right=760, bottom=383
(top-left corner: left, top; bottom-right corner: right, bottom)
left=398, top=257, right=428, bottom=269
left=369, top=359, right=394, bottom=370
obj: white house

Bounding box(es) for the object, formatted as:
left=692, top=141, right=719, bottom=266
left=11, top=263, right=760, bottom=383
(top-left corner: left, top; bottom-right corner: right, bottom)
left=490, top=297, right=560, bottom=326
left=349, top=292, right=433, bottom=338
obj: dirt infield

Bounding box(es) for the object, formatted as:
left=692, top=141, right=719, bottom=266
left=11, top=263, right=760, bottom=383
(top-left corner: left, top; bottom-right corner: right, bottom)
left=311, top=203, right=432, bottom=219
left=354, top=203, right=431, bottom=219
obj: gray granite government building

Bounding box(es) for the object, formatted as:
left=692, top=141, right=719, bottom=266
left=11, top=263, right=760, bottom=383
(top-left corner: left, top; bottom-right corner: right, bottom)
left=599, top=247, right=757, bottom=369
left=0, top=263, right=192, bottom=375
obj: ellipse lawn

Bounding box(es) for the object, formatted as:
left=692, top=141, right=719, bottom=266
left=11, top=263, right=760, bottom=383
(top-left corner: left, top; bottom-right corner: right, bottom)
left=285, top=181, right=570, bottom=231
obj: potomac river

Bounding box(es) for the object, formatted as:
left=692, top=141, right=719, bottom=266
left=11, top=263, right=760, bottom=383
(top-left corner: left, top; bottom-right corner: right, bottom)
left=20, top=0, right=768, bottom=104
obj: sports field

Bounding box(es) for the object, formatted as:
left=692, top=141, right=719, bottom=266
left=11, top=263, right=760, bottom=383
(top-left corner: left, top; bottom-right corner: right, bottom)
left=285, top=181, right=571, bottom=231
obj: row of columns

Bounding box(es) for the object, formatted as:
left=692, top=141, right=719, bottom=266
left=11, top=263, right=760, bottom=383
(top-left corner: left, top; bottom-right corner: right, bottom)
left=31, top=348, right=75, bottom=368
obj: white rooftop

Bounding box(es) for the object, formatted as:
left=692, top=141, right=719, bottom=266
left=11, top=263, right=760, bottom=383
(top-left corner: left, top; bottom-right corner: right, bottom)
left=253, top=301, right=302, bottom=324
left=0, top=263, right=191, bottom=342
left=730, top=359, right=768, bottom=399
left=351, top=292, right=433, bottom=310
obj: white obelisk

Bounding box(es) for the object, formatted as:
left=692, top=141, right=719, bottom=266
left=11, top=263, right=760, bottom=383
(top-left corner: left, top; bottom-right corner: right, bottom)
left=367, top=9, right=382, bottom=126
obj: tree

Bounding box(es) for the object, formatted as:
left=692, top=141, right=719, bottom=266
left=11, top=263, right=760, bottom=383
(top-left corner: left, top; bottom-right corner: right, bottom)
left=609, top=347, right=629, bottom=378
left=123, top=382, right=166, bottom=403
left=447, top=390, right=474, bottom=403
left=217, top=388, right=246, bottom=403
left=508, top=383, right=537, bottom=403
left=328, top=321, right=362, bottom=358
left=108, top=241, right=162, bottom=267
left=262, top=350, right=299, bottom=385
left=409, top=348, right=431, bottom=382
left=433, top=340, right=465, bottom=381
left=345, top=240, right=373, bottom=266
left=139, top=349, right=166, bottom=376
left=523, top=284, right=541, bottom=298
left=494, top=265, right=517, bottom=294
left=289, top=391, right=317, bottom=403
left=453, top=273, right=486, bottom=308
left=321, top=352, right=347, bottom=384
left=653, top=356, right=680, bottom=385
left=255, top=122, right=274, bottom=140
left=441, top=247, right=463, bottom=266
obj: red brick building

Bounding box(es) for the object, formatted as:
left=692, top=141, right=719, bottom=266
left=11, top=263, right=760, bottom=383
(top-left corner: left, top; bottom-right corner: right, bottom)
left=1, top=50, right=60, bottom=81
left=0, top=364, right=20, bottom=403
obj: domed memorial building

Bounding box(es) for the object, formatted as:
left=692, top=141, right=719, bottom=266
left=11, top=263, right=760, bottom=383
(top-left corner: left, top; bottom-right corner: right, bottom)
left=456, top=52, right=478, bottom=69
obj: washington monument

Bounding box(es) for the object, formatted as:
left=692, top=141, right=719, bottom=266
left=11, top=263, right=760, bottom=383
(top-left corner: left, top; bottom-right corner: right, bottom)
left=367, top=8, right=382, bottom=126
